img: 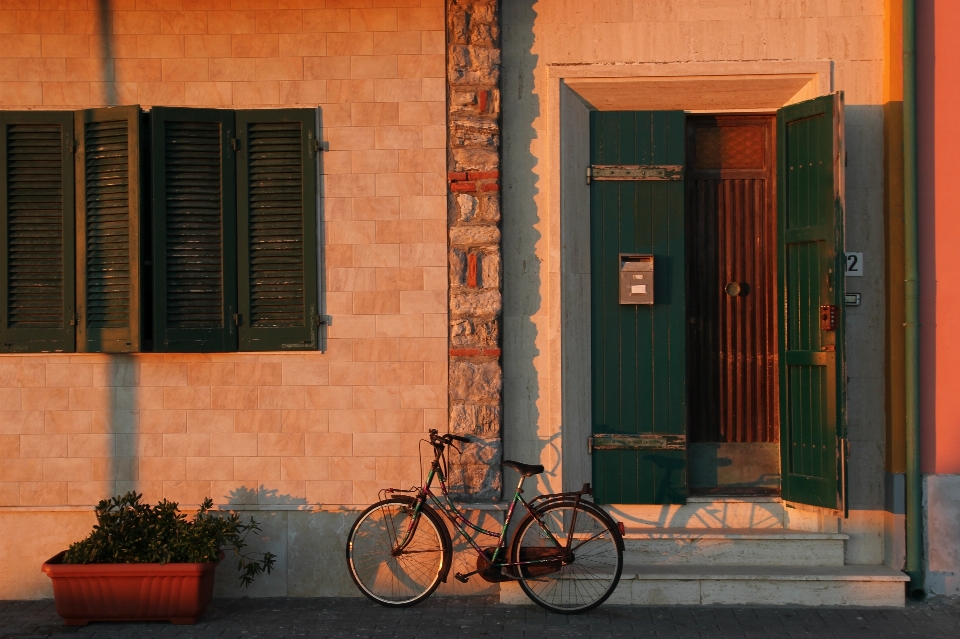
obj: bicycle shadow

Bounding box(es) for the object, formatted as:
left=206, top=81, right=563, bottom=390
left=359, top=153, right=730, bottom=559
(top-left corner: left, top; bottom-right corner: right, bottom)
left=434, top=507, right=503, bottom=597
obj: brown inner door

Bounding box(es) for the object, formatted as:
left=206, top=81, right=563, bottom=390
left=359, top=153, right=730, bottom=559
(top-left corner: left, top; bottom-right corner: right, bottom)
left=686, top=115, right=780, bottom=491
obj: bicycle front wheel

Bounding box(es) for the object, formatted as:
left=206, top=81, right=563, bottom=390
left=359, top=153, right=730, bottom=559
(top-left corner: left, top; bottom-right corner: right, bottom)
left=346, top=497, right=450, bottom=607
left=511, top=500, right=623, bottom=613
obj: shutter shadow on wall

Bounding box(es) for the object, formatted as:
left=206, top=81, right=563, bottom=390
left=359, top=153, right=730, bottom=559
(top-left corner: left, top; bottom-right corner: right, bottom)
left=0, top=111, right=76, bottom=353
left=75, top=106, right=143, bottom=354
left=235, top=109, right=318, bottom=352
left=151, top=107, right=238, bottom=352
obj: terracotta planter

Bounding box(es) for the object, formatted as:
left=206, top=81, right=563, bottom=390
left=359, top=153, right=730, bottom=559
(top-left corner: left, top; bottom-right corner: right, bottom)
left=41, top=551, right=220, bottom=626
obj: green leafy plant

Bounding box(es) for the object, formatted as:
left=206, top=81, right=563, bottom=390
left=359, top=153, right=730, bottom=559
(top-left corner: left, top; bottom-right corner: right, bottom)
left=63, top=492, right=276, bottom=587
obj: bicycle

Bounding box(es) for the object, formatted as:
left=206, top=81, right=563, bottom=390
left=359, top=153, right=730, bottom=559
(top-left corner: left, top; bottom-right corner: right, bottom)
left=345, top=429, right=625, bottom=614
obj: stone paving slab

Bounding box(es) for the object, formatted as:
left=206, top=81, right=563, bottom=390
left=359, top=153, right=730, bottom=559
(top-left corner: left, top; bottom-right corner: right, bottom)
left=3, top=596, right=960, bottom=639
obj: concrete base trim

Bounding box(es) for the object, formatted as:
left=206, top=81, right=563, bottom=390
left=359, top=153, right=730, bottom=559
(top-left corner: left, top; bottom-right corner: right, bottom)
left=624, top=528, right=848, bottom=540
left=501, top=565, right=907, bottom=607
left=620, top=565, right=908, bottom=581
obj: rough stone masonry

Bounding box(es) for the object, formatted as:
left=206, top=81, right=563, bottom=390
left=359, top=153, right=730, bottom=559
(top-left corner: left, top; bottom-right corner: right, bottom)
left=446, top=0, right=503, bottom=500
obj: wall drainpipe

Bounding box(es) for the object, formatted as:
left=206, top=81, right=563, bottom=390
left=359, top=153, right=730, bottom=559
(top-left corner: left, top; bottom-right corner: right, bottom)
left=902, top=0, right=925, bottom=600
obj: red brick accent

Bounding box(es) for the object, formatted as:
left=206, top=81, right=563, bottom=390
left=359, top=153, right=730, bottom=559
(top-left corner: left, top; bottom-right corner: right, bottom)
left=480, top=182, right=499, bottom=192
left=467, top=253, right=478, bottom=288
left=451, top=182, right=476, bottom=192
left=449, top=347, right=500, bottom=358
left=478, top=90, right=488, bottom=113
left=467, top=170, right=499, bottom=180
left=448, top=171, right=468, bottom=181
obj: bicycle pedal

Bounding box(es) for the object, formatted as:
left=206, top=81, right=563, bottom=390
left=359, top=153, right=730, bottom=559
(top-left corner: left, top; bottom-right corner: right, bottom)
left=454, top=572, right=470, bottom=583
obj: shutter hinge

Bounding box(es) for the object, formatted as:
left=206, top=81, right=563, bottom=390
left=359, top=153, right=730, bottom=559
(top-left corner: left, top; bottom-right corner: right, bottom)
left=69, top=313, right=76, bottom=326
left=314, top=314, right=328, bottom=326
left=314, top=139, right=329, bottom=153
left=231, top=138, right=241, bottom=151
left=587, top=436, right=593, bottom=454
left=72, top=138, right=79, bottom=153
left=233, top=313, right=242, bottom=326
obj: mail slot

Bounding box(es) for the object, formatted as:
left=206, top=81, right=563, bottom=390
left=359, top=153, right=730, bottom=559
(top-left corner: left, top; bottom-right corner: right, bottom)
left=619, top=254, right=654, bottom=304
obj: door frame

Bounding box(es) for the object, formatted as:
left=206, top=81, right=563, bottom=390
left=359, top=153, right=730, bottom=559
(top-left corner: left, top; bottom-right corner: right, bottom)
left=548, top=64, right=832, bottom=494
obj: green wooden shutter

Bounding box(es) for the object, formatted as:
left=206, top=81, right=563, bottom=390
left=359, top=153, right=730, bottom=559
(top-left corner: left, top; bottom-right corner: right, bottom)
left=75, top=106, right=143, bottom=353
left=0, top=111, right=76, bottom=353
left=777, top=93, right=847, bottom=511
left=589, top=111, right=687, bottom=505
left=235, top=109, right=319, bottom=351
left=151, top=107, right=238, bottom=352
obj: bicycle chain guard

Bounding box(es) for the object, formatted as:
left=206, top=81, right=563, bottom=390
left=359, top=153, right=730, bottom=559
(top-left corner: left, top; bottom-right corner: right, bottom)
left=476, top=548, right=513, bottom=583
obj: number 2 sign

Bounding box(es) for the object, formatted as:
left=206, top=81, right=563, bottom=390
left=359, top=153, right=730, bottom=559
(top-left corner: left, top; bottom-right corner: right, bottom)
left=845, top=252, right=863, bottom=277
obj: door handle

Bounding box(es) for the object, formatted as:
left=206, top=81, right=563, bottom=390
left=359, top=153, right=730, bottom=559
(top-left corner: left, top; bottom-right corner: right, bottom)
left=725, top=282, right=749, bottom=296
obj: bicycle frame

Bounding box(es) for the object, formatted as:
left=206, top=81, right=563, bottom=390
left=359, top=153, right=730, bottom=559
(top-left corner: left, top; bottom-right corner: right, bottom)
left=387, top=442, right=588, bottom=578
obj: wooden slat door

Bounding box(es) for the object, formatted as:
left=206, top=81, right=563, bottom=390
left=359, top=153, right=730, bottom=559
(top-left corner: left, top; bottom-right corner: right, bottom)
left=590, top=111, right=687, bottom=505
left=777, top=93, right=847, bottom=511
left=686, top=116, right=779, bottom=444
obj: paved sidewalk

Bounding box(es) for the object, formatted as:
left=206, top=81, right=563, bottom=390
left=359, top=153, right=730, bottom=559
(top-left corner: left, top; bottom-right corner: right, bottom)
left=3, top=596, right=960, bottom=639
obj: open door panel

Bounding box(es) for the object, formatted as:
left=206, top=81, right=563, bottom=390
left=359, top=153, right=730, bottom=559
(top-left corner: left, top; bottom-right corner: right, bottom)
left=776, top=92, right=848, bottom=513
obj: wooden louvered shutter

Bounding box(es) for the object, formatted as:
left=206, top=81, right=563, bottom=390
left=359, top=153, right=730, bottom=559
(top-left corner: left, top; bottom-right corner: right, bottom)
left=75, top=106, right=142, bottom=353
left=235, top=109, right=319, bottom=351
left=0, top=111, right=76, bottom=353
left=151, top=108, right=237, bottom=352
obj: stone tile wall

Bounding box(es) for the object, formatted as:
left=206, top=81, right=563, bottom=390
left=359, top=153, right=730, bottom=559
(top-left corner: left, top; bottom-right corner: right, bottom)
left=445, top=0, right=502, bottom=500
left=0, top=0, right=447, bottom=510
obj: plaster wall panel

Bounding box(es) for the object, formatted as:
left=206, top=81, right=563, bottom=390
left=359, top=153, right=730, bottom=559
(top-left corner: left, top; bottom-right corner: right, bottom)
left=924, top=474, right=960, bottom=595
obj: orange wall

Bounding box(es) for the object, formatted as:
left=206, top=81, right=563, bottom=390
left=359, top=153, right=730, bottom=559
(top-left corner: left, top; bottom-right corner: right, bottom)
left=884, top=0, right=905, bottom=473
left=919, top=0, right=960, bottom=474
left=0, top=0, right=448, bottom=510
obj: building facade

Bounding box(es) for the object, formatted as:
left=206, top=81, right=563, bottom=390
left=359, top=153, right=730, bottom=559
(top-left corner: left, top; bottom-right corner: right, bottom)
left=0, top=0, right=957, bottom=605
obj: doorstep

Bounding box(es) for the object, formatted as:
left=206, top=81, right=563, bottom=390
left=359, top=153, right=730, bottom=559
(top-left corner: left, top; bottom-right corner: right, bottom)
left=500, top=564, right=908, bottom=607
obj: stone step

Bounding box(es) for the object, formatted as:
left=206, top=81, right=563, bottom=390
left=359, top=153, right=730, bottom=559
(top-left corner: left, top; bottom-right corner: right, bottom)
left=500, top=565, right=908, bottom=607
left=606, top=497, right=789, bottom=530
left=622, top=528, right=848, bottom=566
left=604, top=497, right=845, bottom=534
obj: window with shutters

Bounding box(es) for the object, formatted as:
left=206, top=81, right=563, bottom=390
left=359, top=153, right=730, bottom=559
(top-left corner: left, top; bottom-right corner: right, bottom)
left=0, top=106, right=321, bottom=354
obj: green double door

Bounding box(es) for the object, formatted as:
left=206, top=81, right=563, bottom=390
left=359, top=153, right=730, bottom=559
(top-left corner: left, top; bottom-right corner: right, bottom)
left=590, top=95, right=847, bottom=511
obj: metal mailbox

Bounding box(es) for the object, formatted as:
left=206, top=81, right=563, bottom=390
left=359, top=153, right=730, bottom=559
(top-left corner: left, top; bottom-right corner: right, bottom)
left=619, top=254, right=654, bottom=304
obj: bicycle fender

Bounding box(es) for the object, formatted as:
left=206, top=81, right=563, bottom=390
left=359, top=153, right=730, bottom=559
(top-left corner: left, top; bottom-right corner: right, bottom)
left=427, top=506, right=454, bottom=583
left=528, top=498, right=625, bottom=552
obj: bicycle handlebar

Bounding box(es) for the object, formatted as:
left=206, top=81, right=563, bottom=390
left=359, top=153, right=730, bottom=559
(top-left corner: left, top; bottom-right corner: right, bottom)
left=428, top=429, right=470, bottom=446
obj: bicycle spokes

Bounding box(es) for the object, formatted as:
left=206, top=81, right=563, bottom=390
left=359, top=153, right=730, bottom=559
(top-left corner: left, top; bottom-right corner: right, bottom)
left=512, top=502, right=623, bottom=613
left=347, top=500, right=446, bottom=606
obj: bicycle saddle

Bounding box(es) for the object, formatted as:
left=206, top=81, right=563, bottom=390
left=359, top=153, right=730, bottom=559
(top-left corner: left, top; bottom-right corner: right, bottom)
left=502, top=460, right=544, bottom=477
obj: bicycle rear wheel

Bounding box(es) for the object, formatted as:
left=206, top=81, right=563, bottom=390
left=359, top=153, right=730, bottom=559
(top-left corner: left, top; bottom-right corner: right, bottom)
left=511, top=500, right=623, bottom=613
left=346, top=497, right=450, bottom=607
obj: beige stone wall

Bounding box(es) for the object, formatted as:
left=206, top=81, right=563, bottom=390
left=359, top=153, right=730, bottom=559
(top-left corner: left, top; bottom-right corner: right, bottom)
left=0, top=0, right=447, bottom=512
left=500, top=0, right=888, bottom=554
